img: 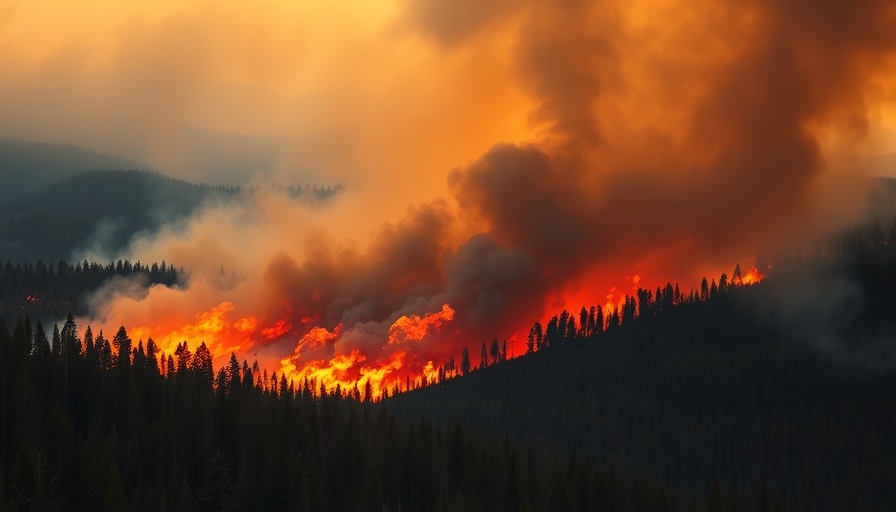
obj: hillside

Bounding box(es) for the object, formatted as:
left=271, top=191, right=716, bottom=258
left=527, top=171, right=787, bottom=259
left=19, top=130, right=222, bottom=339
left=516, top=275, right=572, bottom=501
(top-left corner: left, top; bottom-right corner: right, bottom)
left=0, top=141, right=149, bottom=208
left=0, top=170, right=236, bottom=263
left=387, top=253, right=896, bottom=511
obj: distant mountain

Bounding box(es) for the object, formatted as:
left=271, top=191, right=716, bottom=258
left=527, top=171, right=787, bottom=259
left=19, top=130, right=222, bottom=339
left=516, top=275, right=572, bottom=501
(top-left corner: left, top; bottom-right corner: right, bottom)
left=178, top=127, right=284, bottom=185
left=0, top=170, right=235, bottom=263
left=0, top=141, right=150, bottom=208
left=0, top=169, right=343, bottom=263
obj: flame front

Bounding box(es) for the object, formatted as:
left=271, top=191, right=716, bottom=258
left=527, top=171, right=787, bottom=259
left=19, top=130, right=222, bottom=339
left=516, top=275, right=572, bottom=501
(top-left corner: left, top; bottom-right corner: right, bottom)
left=277, top=304, right=456, bottom=399
left=120, top=300, right=456, bottom=399
left=128, top=301, right=250, bottom=360
left=732, top=267, right=765, bottom=287
left=114, top=259, right=764, bottom=399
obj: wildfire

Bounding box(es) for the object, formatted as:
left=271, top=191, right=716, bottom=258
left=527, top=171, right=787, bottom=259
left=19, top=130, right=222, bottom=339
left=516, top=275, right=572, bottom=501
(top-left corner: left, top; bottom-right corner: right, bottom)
left=388, top=304, right=455, bottom=345
left=732, top=266, right=764, bottom=286
left=260, top=319, right=292, bottom=340
left=128, top=302, right=248, bottom=360
left=111, top=261, right=763, bottom=401
left=278, top=304, right=456, bottom=398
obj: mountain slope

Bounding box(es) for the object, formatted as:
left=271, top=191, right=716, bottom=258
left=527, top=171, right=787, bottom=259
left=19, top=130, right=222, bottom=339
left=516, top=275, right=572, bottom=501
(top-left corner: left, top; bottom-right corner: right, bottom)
left=0, top=170, right=234, bottom=262
left=0, top=141, right=149, bottom=208
left=387, top=272, right=896, bottom=511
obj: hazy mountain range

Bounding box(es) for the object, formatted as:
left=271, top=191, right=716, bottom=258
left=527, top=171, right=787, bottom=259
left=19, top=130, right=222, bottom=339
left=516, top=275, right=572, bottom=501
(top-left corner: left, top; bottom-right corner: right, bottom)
left=0, top=141, right=337, bottom=263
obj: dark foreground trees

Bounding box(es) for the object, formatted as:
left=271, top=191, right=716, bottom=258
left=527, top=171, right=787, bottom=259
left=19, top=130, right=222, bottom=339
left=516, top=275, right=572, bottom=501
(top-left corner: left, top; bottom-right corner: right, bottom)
left=0, top=316, right=749, bottom=511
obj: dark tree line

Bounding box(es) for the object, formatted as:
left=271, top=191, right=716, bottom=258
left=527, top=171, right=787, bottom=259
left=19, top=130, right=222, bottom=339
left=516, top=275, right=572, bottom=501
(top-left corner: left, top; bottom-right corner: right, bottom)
left=0, top=312, right=749, bottom=511
left=0, top=259, right=180, bottom=322
left=527, top=267, right=744, bottom=354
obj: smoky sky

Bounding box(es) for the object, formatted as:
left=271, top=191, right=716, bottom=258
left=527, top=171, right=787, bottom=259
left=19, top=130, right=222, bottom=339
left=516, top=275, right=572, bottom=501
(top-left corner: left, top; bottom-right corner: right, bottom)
left=22, top=0, right=896, bottom=373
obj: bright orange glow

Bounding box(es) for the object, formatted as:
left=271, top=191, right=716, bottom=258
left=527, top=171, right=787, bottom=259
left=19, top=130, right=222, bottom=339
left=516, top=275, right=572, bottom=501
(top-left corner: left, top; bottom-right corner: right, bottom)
left=422, top=360, right=439, bottom=385
left=733, top=267, right=764, bottom=286
left=279, top=348, right=405, bottom=400
left=388, top=304, right=455, bottom=345
left=276, top=304, right=456, bottom=399
left=234, top=316, right=259, bottom=333
left=129, top=301, right=245, bottom=360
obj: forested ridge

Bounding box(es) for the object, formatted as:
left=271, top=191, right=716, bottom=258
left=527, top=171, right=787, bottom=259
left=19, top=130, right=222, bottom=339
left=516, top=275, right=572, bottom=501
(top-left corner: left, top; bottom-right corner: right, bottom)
left=4, top=251, right=885, bottom=511
left=0, top=259, right=180, bottom=322
left=2, top=181, right=895, bottom=510
left=0, top=142, right=148, bottom=209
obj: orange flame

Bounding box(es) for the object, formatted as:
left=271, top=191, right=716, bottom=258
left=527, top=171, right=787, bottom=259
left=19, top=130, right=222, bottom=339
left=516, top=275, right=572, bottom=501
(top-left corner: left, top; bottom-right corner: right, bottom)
left=278, top=304, right=456, bottom=399
left=733, top=266, right=764, bottom=286
left=117, top=261, right=762, bottom=399
left=261, top=319, right=292, bottom=340
left=122, top=301, right=457, bottom=397
left=129, top=301, right=247, bottom=360
left=388, top=304, right=455, bottom=345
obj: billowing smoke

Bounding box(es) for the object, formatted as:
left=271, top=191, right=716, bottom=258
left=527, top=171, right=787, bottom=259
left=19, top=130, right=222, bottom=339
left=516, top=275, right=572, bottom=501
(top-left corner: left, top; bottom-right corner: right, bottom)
left=6, top=0, right=896, bottom=387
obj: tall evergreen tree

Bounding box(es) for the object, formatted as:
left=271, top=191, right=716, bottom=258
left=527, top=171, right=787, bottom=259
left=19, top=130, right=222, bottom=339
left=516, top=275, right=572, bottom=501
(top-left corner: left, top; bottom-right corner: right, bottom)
left=111, top=326, right=131, bottom=367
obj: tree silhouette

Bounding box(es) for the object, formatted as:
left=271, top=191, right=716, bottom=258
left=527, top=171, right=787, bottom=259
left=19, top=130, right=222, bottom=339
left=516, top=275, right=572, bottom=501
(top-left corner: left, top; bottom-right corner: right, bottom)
left=192, top=342, right=214, bottom=388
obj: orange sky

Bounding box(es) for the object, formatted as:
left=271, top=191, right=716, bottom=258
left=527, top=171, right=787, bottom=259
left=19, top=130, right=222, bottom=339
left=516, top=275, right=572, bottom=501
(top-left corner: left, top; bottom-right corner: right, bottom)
left=0, top=0, right=536, bottom=213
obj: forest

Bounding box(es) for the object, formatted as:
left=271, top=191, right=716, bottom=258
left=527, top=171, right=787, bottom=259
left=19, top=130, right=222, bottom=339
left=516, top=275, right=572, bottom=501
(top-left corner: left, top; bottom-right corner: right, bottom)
left=5, top=238, right=896, bottom=509
left=0, top=310, right=773, bottom=511
left=0, top=259, right=180, bottom=322
left=1, top=182, right=896, bottom=510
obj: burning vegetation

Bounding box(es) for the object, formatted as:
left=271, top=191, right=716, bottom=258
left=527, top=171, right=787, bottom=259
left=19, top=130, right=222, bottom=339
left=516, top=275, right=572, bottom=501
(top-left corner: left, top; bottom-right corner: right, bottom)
left=110, top=265, right=763, bottom=401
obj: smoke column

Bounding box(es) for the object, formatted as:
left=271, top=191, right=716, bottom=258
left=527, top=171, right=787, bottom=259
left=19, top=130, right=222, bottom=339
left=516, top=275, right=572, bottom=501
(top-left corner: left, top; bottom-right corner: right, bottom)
left=6, top=0, right=892, bottom=388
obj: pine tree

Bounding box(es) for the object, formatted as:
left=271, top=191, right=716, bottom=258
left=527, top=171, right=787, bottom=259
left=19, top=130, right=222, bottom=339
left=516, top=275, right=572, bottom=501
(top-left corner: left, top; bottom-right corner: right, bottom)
left=191, top=342, right=214, bottom=388
left=197, top=451, right=237, bottom=512
left=112, top=326, right=131, bottom=367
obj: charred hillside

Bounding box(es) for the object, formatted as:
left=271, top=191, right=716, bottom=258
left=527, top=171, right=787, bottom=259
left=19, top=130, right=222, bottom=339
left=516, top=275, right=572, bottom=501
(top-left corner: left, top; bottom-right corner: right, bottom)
left=387, top=248, right=896, bottom=512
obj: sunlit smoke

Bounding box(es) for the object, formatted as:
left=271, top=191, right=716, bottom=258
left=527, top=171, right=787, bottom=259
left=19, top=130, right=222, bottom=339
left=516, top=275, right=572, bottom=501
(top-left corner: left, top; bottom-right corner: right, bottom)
left=30, top=0, right=895, bottom=389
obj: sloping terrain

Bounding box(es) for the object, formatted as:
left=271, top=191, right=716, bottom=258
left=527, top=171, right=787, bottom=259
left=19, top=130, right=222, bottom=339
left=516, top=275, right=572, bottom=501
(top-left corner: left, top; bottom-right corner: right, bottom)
left=0, top=170, right=234, bottom=262
left=0, top=141, right=149, bottom=208
left=388, top=264, right=896, bottom=511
